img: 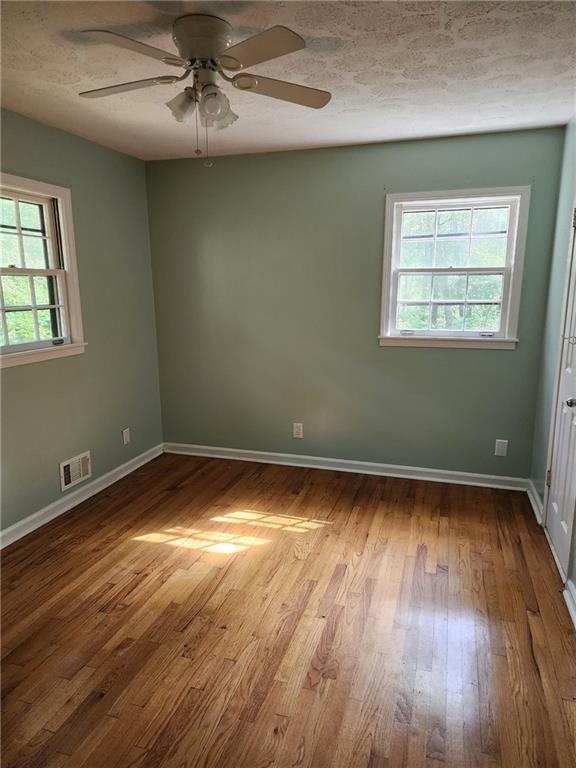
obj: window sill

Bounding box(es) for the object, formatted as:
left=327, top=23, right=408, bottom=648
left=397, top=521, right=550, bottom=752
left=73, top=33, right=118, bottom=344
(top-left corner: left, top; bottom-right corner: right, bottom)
left=0, top=342, right=87, bottom=368
left=378, top=336, right=517, bottom=350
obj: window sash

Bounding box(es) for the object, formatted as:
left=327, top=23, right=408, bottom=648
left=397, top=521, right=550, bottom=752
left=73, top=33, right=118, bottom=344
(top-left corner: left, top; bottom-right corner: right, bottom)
left=389, top=267, right=511, bottom=338
left=1, top=189, right=60, bottom=270
left=0, top=271, right=71, bottom=350
left=383, top=191, right=524, bottom=341
left=0, top=273, right=70, bottom=336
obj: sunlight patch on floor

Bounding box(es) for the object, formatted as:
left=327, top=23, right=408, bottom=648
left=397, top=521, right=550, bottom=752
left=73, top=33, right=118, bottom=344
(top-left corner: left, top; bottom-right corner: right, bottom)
left=209, top=510, right=332, bottom=533
left=133, top=529, right=270, bottom=553
left=132, top=511, right=331, bottom=554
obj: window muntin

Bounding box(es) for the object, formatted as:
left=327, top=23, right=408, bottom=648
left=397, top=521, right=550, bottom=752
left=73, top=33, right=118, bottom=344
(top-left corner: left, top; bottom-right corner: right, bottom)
left=0, top=189, right=70, bottom=352
left=380, top=188, right=530, bottom=346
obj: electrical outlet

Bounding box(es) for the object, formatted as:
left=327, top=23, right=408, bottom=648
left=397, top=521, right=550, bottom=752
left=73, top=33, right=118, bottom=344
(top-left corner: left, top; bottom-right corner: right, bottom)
left=293, top=422, right=304, bottom=439
left=494, top=439, right=508, bottom=457
left=122, top=427, right=131, bottom=446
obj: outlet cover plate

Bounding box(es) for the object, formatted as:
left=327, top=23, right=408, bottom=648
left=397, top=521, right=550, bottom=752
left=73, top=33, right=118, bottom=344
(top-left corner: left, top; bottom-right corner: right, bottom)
left=494, top=439, right=508, bottom=457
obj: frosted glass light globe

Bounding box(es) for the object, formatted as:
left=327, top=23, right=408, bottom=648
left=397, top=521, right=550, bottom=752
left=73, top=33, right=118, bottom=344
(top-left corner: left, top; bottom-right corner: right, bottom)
left=203, top=91, right=226, bottom=117
left=199, top=85, right=238, bottom=130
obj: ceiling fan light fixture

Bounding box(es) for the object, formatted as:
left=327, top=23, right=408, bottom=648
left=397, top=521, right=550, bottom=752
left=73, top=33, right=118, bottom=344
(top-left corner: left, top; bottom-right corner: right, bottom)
left=166, top=89, right=196, bottom=124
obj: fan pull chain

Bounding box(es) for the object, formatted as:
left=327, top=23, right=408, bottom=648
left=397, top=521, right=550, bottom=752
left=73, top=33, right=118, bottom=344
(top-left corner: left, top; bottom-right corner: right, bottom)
left=204, top=122, right=213, bottom=168
left=194, top=100, right=201, bottom=157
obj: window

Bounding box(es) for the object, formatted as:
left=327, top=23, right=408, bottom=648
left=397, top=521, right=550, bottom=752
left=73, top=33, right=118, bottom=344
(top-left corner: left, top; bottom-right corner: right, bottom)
left=0, top=174, right=84, bottom=367
left=379, top=187, right=530, bottom=349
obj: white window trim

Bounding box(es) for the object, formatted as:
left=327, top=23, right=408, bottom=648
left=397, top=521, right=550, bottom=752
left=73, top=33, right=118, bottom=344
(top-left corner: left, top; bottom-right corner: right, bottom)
left=378, top=186, right=531, bottom=349
left=0, top=173, right=85, bottom=368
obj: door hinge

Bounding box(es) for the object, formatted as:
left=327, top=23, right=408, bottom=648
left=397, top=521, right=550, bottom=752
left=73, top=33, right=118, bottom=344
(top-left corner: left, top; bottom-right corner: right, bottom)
left=546, top=468, right=552, bottom=487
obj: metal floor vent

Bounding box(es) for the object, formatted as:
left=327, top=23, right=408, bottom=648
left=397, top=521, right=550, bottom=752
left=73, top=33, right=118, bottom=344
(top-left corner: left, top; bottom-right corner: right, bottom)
left=60, top=451, right=91, bottom=491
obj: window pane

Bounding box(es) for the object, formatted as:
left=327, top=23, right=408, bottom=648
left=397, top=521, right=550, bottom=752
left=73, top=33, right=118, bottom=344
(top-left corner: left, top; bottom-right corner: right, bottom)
left=396, top=304, right=430, bottom=330
left=6, top=310, right=36, bottom=343
left=469, top=236, right=507, bottom=267
left=464, top=304, right=501, bottom=331
left=19, top=201, right=45, bottom=233
left=37, top=308, right=60, bottom=340
left=0, top=318, right=4, bottom=346
left=432, top=274, right=466, bottom=301
left=398, top=274, right=432, bottom=301
left=402, top=211, right=435, bottom=238
left=0, top=233, right=21, bottom=267
left=399, top=239, right=434, bottom=267
left=431, top=304, right=464, bottom=330
left=23, top=236, right=50, bottom=268
left=435, top=238, right=469, bottom=267
left=472, top=207, right=509, bottom=235
left=467, top=274, right=503, bottom=301
left=2, top=275, right=32, bottom=307
left=437, top=209, right=471, bottom=236
left=33, top=275, right=58, bottom=305
left=0, top=198, right=17, bottom=231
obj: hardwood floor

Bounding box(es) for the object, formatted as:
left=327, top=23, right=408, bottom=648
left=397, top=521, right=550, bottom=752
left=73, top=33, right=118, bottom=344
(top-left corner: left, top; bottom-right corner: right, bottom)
left=2, top=454, right=576, bottom=768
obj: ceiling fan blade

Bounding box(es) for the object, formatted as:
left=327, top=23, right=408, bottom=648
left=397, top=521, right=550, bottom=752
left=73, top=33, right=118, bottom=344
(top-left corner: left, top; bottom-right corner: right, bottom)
left=219, top=26, right=304, bottom=71
left=79, top=76, right=180, bottom=99
left=82, top=30, right=186, bottom=67
left=232, top=74, right=331, bottom=109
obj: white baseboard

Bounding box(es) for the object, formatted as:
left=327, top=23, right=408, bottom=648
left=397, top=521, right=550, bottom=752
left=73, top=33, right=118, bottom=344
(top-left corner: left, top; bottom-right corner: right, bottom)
left=163, top=442, right=529, bottom=491
left=0, top=445, right=163, bottom=549
left=526, top=479, right=544, bottom=524
left=564, top=580, right=576, bottom=631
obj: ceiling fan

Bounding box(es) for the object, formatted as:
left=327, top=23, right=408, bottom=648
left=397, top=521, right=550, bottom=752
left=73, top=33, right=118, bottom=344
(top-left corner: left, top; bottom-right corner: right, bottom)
left=79, top=14, right=331, bottom=130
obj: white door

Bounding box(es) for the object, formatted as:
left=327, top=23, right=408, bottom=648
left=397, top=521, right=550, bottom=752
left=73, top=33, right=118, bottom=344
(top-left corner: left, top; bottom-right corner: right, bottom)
left=546, top=216, right=576, bottom=575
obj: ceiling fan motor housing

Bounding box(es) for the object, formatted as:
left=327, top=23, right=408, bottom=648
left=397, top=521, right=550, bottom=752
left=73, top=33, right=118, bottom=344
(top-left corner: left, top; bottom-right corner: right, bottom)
left=172, top=14, right=233, bottom=62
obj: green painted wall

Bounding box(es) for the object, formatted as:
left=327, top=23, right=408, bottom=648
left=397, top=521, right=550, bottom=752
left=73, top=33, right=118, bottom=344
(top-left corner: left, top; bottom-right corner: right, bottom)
left=147, top=128, right=564, bottom=477
left=1, top=110, right=162, bottom=529
left=530, top=121, right=576, bottom=503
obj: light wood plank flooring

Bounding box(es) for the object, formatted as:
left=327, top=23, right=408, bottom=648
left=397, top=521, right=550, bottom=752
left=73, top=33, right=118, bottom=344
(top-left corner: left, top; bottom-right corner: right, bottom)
left=2, top=454, right=576, bottom=767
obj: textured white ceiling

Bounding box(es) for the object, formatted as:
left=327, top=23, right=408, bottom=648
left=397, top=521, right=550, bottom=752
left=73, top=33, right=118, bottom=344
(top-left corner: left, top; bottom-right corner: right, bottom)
left=2, top=1, right=576, bottom=160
